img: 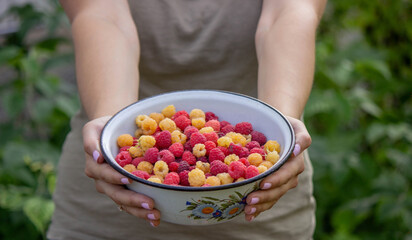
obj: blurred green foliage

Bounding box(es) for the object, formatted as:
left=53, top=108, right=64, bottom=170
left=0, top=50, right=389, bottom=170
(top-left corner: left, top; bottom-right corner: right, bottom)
left=0, top=0, right=411, bottom=239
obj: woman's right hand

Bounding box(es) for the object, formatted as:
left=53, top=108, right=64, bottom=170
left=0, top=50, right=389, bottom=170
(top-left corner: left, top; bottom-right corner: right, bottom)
left=82, top=116, right=161, bottom=227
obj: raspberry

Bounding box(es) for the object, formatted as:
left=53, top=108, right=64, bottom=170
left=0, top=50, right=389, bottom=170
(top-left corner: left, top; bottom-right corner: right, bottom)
left=193, top=143, right=207, bottom=157
left=137, top=161, right=154, bottom=174
left=217, top=146, right=229, bottom=156
left=220, top=121, right=230, bottom=128
left=264, top=140, right=281, bottom=153
left=179, top=170, right=190, bottom=186
left=189, top=132, right=207, bottom=148
left=245, top=165, right=260, bottom=179
left=135, top=115, right=149, bottom=128
left=205, top=176, right=221, bottom=186
left=153, top=160, right=169, bottom=178
left=168, top=142, right=184, bottom=158
left=183, top=126, right=199, bottom=138
left=239, top=147, right=250, bottom=158
left=205, top=111, right=219, bottom=121
left=184, top=141, right=192, bottom=151
left=246, top=141, right=261, bottom=150
left=119, top=146, right=131, bottom=152
left=117, top=134, right=134, bottom=148
left=228, top=143, right=242, bottom=156
left=158, top=149, right=175, bottom=165
left=266, top=151, right=280, bottom=164
left=249, top=147, right=266, bottom=159
left=141, top=117, right=158, bottom=135
left=196, top=161, right=210, bottom=173
left=216, top=173, right=234, bottom=185
left=197, top=156, right=208, bottom=163
left=235, top=177, right=245, bottom=183
left=172, top=110, right=190, bottom=120
left=161, top=105, right=176, bottom=118
left=164, top=172, right=180, bottom=185
left=134, top=128, right=144, bottom=138
left=260, top=160, right=274, bottom=169
left=221, top=125, right=235, bottom=135
left=204, top=141, right=216, bottom=155
left=238, top=157, right=250, bottom=167
left=205, top=120, right=220, bottom=132
left=155, top=130, right=172, bottom=149
left=234, top=122, right=253, bottom=135
left=199, top=127, right=214, bottom=134
left=115, top=151, right=132, bottom=167
left=132, top=157, right=145, bottom=167
left=228, top=161, right=246, bottom=179
left=149, top=112, right=165, bottom=124
left=123, top=164, right=137, bottom=173
left=248, top=153, right=263, bottom=166
left=257, top=165, right=268, bottom=174
left=131, top=170, right=150, bottom=180
left=174, top=115, right=191, bottom=131
left=189, top=109, right=205, bottom=119
left=144, top=147, right=159, bottom=164
left=159, top=118, right=177, bottom=132
left=166, top=161, right=178, bottom=173
left=177, top=161, right=190, bottom=173
left=138, top=135, right=156, bottom=151
left=129, top=146, right=144, bottom=158
left=191, top=118, right=205, bottom=129
left=208, top=148, right=225, bottom=163
left=224, top=154, right=239, bottom=166
left=251, top=130, right=267, bottom=146
left=226, top=132, right=247, bottom=146
left=188, top=168, right=206, bottom=187
left=203, top=131, right=219, bottom=144
left=171, top=130, right=187, bottom=144
left=210, top=160, right=229, bottom=176
left=148, top=176, right=163, bottom=184
left=217, top=136, right=232, bottom=148
left=182, top=151, right=196, bottom=165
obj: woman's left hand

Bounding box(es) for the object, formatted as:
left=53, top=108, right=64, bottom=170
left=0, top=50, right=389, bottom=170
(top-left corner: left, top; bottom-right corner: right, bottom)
left=244, top=116, right=312, bottom=221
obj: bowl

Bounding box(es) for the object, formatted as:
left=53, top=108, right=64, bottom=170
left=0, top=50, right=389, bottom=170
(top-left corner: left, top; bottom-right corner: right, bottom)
left=100, top=90, right=295, bottom=225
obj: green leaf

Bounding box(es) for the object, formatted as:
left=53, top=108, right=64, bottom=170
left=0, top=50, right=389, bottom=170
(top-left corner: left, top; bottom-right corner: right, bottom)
left=56, top=95, right=80, bottom=117
left=1, top=90, right=25, bottom=118
left=23, top=197, right=54, bottom=234
left=0, top=46, right=20, bottom=64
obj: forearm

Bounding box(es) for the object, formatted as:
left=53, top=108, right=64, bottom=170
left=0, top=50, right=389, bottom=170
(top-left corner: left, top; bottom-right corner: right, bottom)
left=256, top=2, right=324, bottom=118
left=71, top=14, right=140, bottom=120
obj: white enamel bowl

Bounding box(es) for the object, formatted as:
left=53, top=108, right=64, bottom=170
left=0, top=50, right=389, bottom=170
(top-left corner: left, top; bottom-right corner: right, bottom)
left=100, top=90, right=295, bottom=225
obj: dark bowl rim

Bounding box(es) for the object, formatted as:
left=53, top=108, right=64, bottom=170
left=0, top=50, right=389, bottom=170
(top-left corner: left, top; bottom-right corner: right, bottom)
left=100, top=89, right=295, bottom=192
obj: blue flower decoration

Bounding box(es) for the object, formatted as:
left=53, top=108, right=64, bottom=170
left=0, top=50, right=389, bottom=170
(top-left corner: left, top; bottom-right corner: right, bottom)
left=192, top=204, right=219, bottom=218
left=222, top=203, right=245, bottom=218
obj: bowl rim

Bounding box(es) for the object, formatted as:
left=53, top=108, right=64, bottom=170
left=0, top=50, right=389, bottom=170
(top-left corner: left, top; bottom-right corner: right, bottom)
left=100, top=89, right=295, bottom=192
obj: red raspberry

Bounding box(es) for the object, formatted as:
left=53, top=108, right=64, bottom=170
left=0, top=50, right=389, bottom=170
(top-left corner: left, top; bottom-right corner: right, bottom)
left=228, top=143, right=243, bottom=156
left=182, top=151, right=196, bottom=165
left=158, top=149, right=175, bottom=165
left=208, top=148, right=225, bottom=163
left=184, top=141, right=192, bottom=151
left=204, top=120, right=220, bottom=132
left=132, top=157, right=145, bottom=167
left=189, top=132, right=207, bottom=148
left=234, top=122, right=253, bottom=135
left=183, top=126, right=198, bottom=139
left=204, top=141, right=216, bottom=155
left=205, top=111, right=219, bottom=121
left=172, top=110, right=190, bottom=120
left=119, top=146, right=131, bottom=152
left=210, top=160, right=229, bottom=176
left=217, top=146, right=229, bottom=156
left=245, top=165, right=260, bottom=179
left=203, top=131, right=218, bottom=144
left=189, top=166, right=196, bottom=171
left=238, top=157, right=250, bottom=167
left=177, top=161, right=190, bottom=173
left=221, top=124, right=235, bottom=135
left=168, top=142, right=184, bottom=158
left=164, top=172, right=180, bottom=185
left=246, top=141, right=261, bottom=150
left=220, top=121, right=231, bottom=128
left=239, top=147, right=250, bottom=158
left=197, top=156, right=208, bottom=163
left=169, top=161, right=179, bottom=172
left=131, top=170, right=150, bottom=180
left=250, top=147, right=266, bottom=160
left=144, top=147, right=159, bottom=164
left=179, top=170, right=190, bottom=186
left=228, top=161, right=246, bottom=179
left=251, top=130, right=267, bottom=146
left=115, top=151, right=132, bottom=167
left=155, top=130, right=172, bottom=149
left=174, top=115, right=191, bottom=131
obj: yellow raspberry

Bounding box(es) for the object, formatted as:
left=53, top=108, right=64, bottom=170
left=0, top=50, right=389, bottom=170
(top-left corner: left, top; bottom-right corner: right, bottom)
left=199, top=127, right=214, bottom=134
left=135, top=115, right=149, bottom=128
left=171, top=130, right=187, bottom=144
left=123, top=164, right=137, bottom=173
left=153, top=160, right=169, bottom=178
left=216, top=173, right=234, bottom=185
left=266, top=151, right=280, bottom=164
left=226, top=132, right=247, bottom=146
left=264, top=140, right=281, bottom=153
left=137, top=161, right=153, bottom=174
left=141, top=117, right=158, bottom=135
left=196, top=161, right=210, bottom=173
left=161, top=105, right=176, bottom=118
left=235, top=177, right=245, bottom=183
left=193, top=144, right=207, bottom=158
left=159, top=118, right=177, bottom=132
left=205, top=176, right=221, bottom=186
left=260, top=160, right=274, bottom=169
left=190, top=109, right=205, bottom=120
left=129, top=146, right=144, bottom=158
left=191, top=118, right=205, bottom=129
left=257, top=165, right=268, bottom=174
left=147, top=176, right=163, bottom=184
left=217, top=136, right=233, bottom=148
left=188, top=168, right=206, bottom=187
left=149, top=112, right=165, bottom=124
left=224, top=154, right=239, bottom=165
left=138, top=135, right=156, bottom=151
left=117, top=134, right=134, bottom=148
left=244, top=134, right=252, bottom=143
left=248, top=153, right=263, bottom=166
left=134, top=128, right=144, bottom=138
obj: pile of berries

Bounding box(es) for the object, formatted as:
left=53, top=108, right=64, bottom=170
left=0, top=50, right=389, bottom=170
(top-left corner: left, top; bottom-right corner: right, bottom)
left=115, top=105, right=281, bottom=187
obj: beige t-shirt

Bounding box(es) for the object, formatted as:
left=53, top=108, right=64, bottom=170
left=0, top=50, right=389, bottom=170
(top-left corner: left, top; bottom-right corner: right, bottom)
left=47, top=1, right=315, bottom=239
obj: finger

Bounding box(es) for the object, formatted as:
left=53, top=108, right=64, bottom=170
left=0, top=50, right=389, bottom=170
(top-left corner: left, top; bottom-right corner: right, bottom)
left=286, top=117, right=312, bottom=155
left=82, top=116, right=112, bottom=163
left=85, top=158, right=131, bottom=185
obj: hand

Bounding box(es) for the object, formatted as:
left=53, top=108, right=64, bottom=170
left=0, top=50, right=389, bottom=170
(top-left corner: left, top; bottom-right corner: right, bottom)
left=244, top=116, right=312, bottom=221
left=82, top=116, right=161, bottom=227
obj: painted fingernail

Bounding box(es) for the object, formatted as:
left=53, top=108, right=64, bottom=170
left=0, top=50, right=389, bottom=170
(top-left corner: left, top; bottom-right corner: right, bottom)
left=293, top=144, right=301, bottom=156
left=248, top=216, right=255, bottom=222
left=147, top=213, right=156, bottom=220
left=250, top=197, right=259, bottom=205
left=142, top=202, right=150, bottom=210
left=121, top=178, right=130, bottom=185
left=93, top=150, right=100, bottom=162
left=150, top=221, right=156, bottom=227
left=262, top=183, right=272, bottom=189
left=249, top=207, right=256, bottom=214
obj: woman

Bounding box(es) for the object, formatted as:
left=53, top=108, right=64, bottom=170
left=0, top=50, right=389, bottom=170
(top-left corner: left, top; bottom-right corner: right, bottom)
left=47, top=0, right=326, bottom=239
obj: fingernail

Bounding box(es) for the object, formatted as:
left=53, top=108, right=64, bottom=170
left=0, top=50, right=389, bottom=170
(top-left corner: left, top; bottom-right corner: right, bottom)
left=249, top=207, right=256, bottom=214
left=248, top=216, right=255, bottom=222
left=147, top=213, right=156, bottom=220
left=250, top=197, right=259, bottom=205
left=142, top=202, right=150, bottom=210
left=93, top=150, right=100, bottom=162
left=121, top=178, right=130, bottom=185
left=293, top=144, right=301, bottom=156
left=262, top=183, right=271, bottom=189
left=150, top=221, right=156, bottom=227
